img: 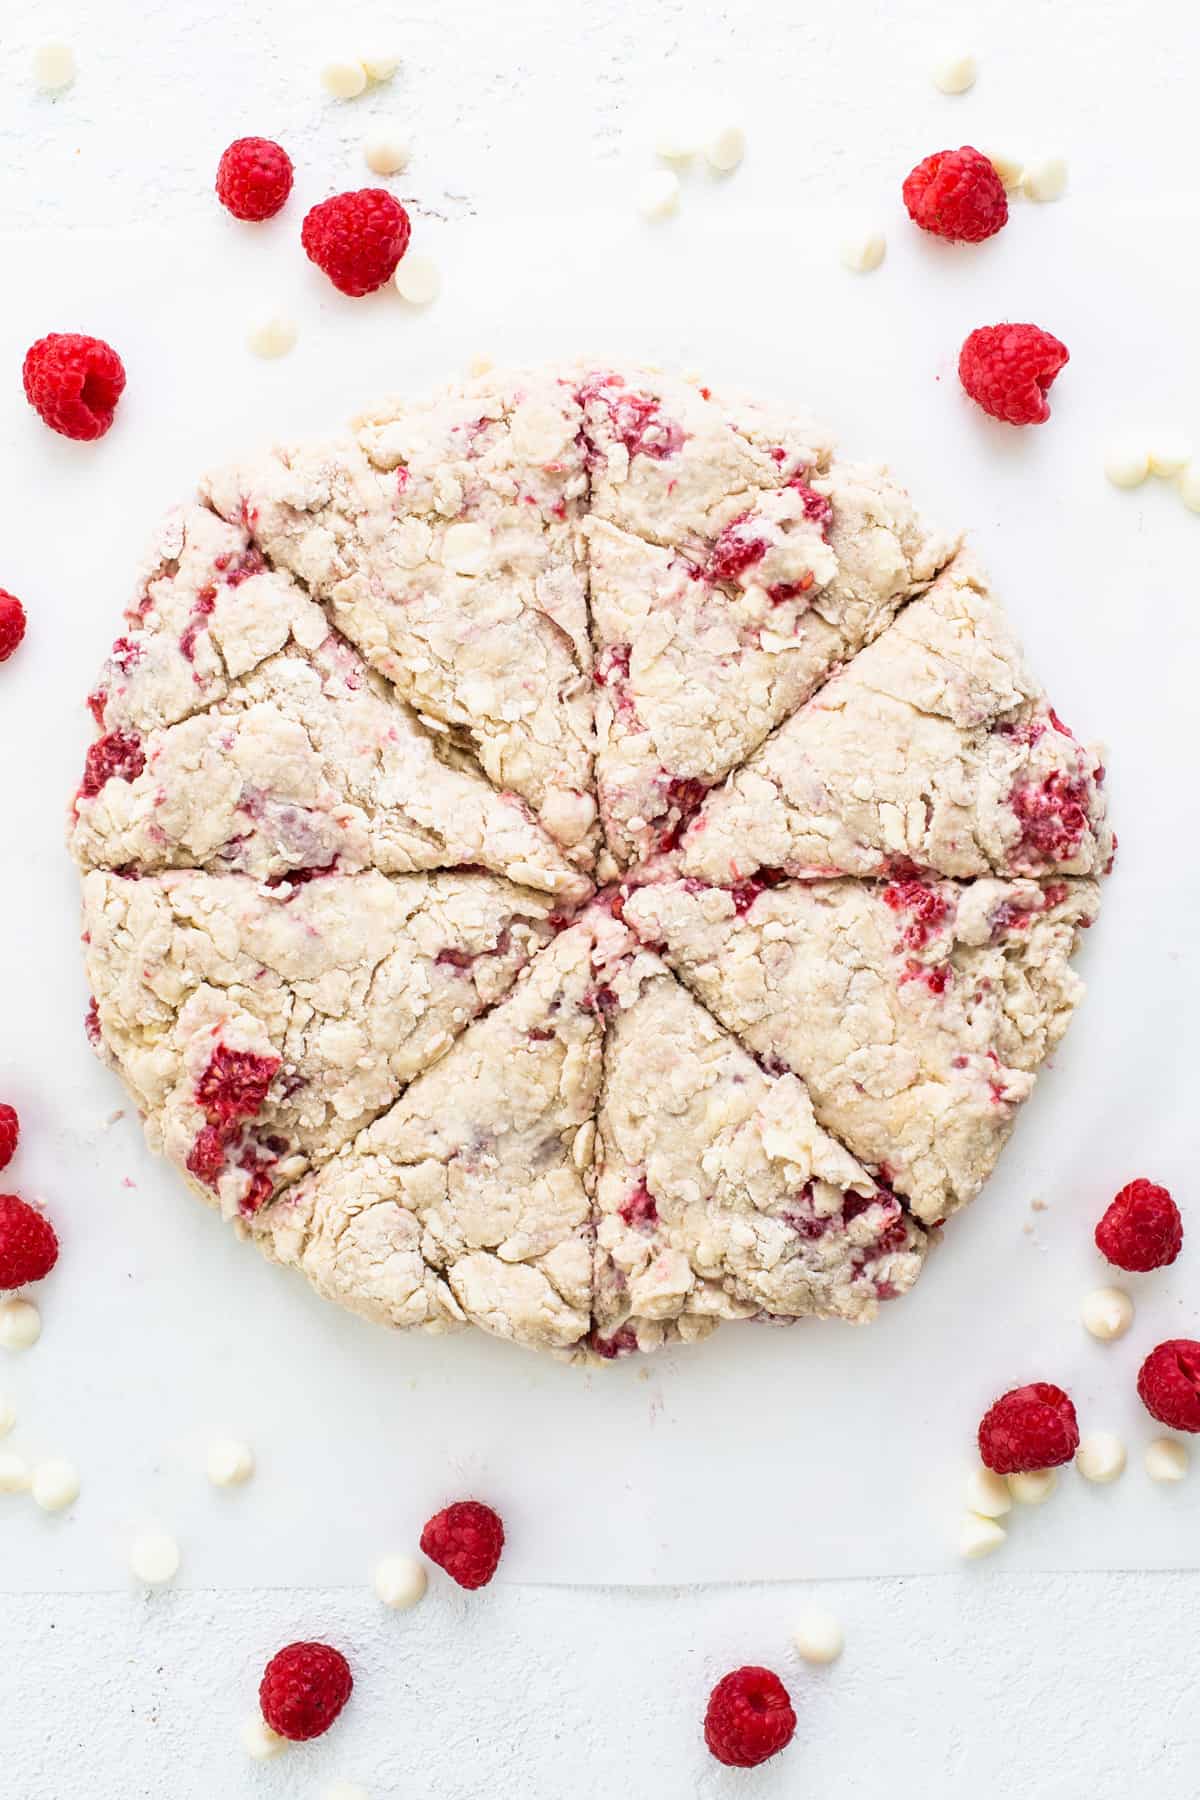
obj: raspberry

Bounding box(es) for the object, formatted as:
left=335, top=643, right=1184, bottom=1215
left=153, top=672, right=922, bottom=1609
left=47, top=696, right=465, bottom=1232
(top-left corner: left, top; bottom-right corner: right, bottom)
left=703, top=1667, right=797, bottom=1769
left=0, top=1193, right=59, bottom=1290
left=958, top=323, right=1070, bottom=427
left=258, top=1642, right=353, bottom=1742
left=0, top=1106, right=18, bottom=1172
left=977, top=1382, right=1079, bottom=1474
left=301, top=190, right=412, bottom=296
left=1137, top=1340, right=1200, bottom=1432
left=195, top=1046, right=280, bottom=1128
left=1095, top=1179, right=1183, bottom=1272
left=902, top=146, right=1008, bottom=243
left=215, top=137, right=294, bottom=222
left=79, top=730, right=145, bottom=799
left=0, top=592, right=26, bottom=664
left=419, top=1499, right=505, bottom=1589
left=23, top=333, right=126, bottom=441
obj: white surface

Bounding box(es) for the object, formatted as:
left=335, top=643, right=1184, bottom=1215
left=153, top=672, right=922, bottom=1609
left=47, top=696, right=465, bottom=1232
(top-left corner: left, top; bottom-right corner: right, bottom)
left=1, top=0, right=1198, bottom=1789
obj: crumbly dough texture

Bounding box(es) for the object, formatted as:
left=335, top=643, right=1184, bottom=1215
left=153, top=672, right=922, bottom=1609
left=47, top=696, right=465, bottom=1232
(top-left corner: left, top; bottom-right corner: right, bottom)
left=72, top=362, right=1111, bottom=1359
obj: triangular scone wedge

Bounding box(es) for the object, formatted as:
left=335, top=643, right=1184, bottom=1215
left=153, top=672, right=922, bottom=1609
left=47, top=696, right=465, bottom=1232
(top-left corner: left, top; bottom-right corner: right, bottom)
left=202, top=367, right=599, bottom=871
left=678, top=555, right=1114, bottom=884
left=591, top=954, right=926, bottom=1359
left=71, top=628, right=589, bottom=902
left=586, top=461, right=953, bottom=866
left=82, top=868, right=555, bottom=1218
left=252, top=918, right=606, bottom=1356
left=623, top=875, right=1099, bottom=1224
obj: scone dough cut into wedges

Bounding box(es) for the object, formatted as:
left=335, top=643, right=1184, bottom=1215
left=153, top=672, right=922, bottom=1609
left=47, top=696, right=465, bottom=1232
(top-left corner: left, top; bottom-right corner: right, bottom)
left=623, top=875, right=1099, bottom=1224
left=592, top=954, right=926, bottom=1358
left=202, top=367, right=599, bottom=871
left=72, top=628, right=587, bottom=900
left=253, top=917, right=607, bottom=1355
left=82, top=868, right=556, bottom=1218
left=678, top=555, right=1113, bottom=884
left=587, top=460, right=953, bottom=867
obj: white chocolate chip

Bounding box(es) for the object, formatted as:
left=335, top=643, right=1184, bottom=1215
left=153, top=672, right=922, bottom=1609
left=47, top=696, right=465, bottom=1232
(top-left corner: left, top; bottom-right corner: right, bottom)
left=704, top=124, right=746, bottom=173
left=840, top=226, right=886, bottom=273
left=1103, top=443, right=1150, bottom=490
left=364, top=128, right=411, bottom=176
left=1178, top=462, right=1200, bottom=513
left=932, top=51, right=977, bottom=95
left=0, top=1449, right=31, bottom=1493
left=791, top=1606, right=844, bottom=1664
left=1006, top=1468, right=1058, bottom=1505
left=959, top=1512, right=1006, bottom=1559
left=31, top=1457, right=80, bottom=1512
left=655, top=119, right=701, bottom=162
left=985, top=150, right=1024, bottom=191
left=130, top=1531, right=181, bottom=1586
left=0, top=1298, right=41, bottom=1351
left=1076, top=1431, right=1126, bottom=1485
left=1145, top=1437, right=1190, bottom=1483
left=0, top=1393, right=14, bottom=1437
left=207, top=1437, right=255, bottom=1487
left=321, top=59, right=368, bottom=101
left=1080, top=1285, right=1134, bottom=1341
left=394, top=254, right=441, bottom=305
left=442, top=522, right=490, bottom=574
left=374, top=1552, right=428, bottom=1610
left=638, top=169, right=681, bottom=221
left=965, top=1466, right=1013, bottom=1519
left=246, top=313, right=298, bottom=360
left=242, top=1715, right=287, bottom=1760
left=1148, top=437, right=1193, bottom=478
left=361, top=51, right=401, bottom=82
left=1022, top=156, right=1068, bottom=202
left=32, top=42, right=76, bottom=91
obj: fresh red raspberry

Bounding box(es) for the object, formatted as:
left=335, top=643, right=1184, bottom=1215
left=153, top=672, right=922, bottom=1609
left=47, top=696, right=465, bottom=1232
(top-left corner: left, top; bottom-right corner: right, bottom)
left=420, top=1499, right=505, bottom=1589
left=1137, top=1340, right=1200, bottom=1432
left=301, top=189, right=412, bottom=296
left=1095, top=1179, right=1183, bottom=1272
left=902, top=147, right=1008, bottom=243
left=977, top=1382, right=1079, bottom=1474
left=79, top=730, right=145, bottom=799
left=0, top=592, right=26, bottom=663
left=195, top=1046, right=280, bottom=1128
left=0, top=1106, right=18, bottom=1172
left=0, top=1193, right=59, bottom=1290
left=215, top=137, right=294, bottom=222
left=23, top=333, right=126, bottom=441
left=259, top=1641, right=352, bottom=1742
left=703, top=1667, right=797, bottom=1769
left=958, top=323, right=1070, bottom=426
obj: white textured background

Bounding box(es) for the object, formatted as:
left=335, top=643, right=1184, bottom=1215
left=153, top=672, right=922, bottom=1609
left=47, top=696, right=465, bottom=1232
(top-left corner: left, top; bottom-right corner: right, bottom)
left=3, top=0, right=1200, bottom=1793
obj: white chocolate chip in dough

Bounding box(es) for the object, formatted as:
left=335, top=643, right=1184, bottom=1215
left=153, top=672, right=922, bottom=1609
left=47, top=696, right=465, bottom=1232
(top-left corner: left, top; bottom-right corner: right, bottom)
left=0, top=1298, right=41, bottom=1351
left=33, top=42, right=76, bottom=91
left=130, top=1530, right=181, bottom=1586
left=792, top=1607, right=845, bottom=1664
left=1148, top=437, right=1193, bottom=478
left=374, top=1552, right=428, bottom=1609
left=704, top=124, right=746, bottom=172
left=1080, top=1285, right=1133, bottom=1341
left=638, top=169, right=681, bottom=221
left=932, top=51, right=977, bottom=95
left=321, top=59, right=368, bottom=100
left=1103, top=444, right=1150, bottom=490
left=442, top=521, right=490, bottom=574
left=364, top=128, right=411, bottom=176
left=394, top=254, right=441, bottom=305
left=1022, top=156, right=1068, bottom=202
left=959, top=1512, right=1006, bottom=1559
left=242, top=1715, right=287, bottom=1760
left=1006, top=1468, right=1058, bottom=1505
left=1145, top=1437, right=1189, bottom=1482
left=1076, top=1431, right=1126, bottom=1484
left=247, top=313, right=298, bottom=360
left=840, top=226, right=886, bottom=273
left=31, top=1457, right=80, bottom=1512
left=207, top=1438, right=255, bottom=1487
left=965, top=1466, right=1013, bottom=1518
left=0, top=1449, right=31, bottom=1493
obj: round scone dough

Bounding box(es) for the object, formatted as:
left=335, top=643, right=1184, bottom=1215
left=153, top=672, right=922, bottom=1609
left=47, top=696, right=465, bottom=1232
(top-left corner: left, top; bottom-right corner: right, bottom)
left=71, top=362, right=1113, bottom=1360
